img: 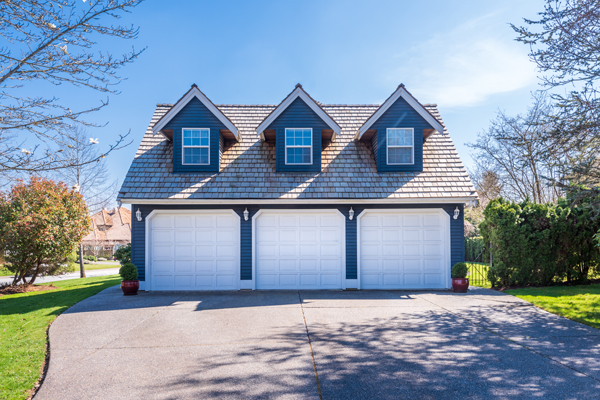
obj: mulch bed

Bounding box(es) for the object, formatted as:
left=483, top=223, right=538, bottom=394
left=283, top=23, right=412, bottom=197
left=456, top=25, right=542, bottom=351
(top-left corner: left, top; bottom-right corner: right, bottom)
left=0, top=284, right=58, bottom=296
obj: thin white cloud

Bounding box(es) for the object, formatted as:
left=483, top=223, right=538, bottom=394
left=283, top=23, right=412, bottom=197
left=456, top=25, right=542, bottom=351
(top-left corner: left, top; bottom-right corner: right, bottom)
left=393, top=15, right=537, bottom=108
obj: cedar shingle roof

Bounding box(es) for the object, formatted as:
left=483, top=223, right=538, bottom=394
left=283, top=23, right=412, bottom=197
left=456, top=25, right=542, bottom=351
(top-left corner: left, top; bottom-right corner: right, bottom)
left=117, top=103, right=476, bottom=201
left=83, top=207, right=131, bottom=243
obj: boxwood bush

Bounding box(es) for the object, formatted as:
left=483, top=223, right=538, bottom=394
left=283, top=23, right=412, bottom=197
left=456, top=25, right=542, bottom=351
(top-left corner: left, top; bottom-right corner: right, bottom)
left=119, top=262, right=138, bottom=281
left=452, top=262, right=468, bottom=279
left=480, top=197, right=600, bottom=288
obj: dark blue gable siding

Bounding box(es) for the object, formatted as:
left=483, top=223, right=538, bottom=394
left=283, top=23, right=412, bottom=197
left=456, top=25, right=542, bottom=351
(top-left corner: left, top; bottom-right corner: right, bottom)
left=131, top=203, right=465, bottom=285
left=268, top=98, right=330, bottom=173
left=371, top=96, right=434, bottom=172
left=167, top=97, right=226, bottom=173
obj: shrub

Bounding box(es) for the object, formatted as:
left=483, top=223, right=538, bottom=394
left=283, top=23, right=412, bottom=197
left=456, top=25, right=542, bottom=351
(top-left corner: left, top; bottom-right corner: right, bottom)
left=119, top=262, right=138, bottom=281
left=114, top=243, right=131, bottom=266
left=480, top=197, right=600, bottom=288
left=452, top=262, right=468, bottom=279
left=84, top=255, right=97, bottom=262
left=0, top=178, right=90, bottom=285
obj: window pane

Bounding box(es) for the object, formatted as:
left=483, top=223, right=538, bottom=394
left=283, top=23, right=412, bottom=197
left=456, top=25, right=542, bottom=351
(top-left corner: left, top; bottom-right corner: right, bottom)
left=184, top=147, right=209, bottom=164
left=287, top=147, right=311, bottom=164
left=388, top=130, right=400, bottom=146
left=388, top=147, right=413, bottom=164
left=402, top=129, right=413, bottom=146
left=200, top=136, right=209, bottom=146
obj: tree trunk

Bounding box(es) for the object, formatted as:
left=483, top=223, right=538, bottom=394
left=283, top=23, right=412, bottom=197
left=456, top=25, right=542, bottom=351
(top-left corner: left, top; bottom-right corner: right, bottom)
left=79, top=243, right=86, bottom=278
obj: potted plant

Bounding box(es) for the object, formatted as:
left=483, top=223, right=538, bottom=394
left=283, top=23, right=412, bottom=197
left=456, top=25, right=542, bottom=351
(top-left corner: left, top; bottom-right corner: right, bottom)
left=451, top=262, right=469, bottom=293
left=119, top=262, right=139, bottom=296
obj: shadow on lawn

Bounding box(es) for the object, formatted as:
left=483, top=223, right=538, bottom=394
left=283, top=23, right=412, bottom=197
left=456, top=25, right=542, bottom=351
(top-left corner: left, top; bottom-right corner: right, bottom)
left=0, top=278, right=121, bottom=316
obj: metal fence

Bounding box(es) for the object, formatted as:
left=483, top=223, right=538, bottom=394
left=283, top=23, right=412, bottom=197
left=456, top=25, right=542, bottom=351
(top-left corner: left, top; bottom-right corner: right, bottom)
left=465, top=239, right=491, bottom=288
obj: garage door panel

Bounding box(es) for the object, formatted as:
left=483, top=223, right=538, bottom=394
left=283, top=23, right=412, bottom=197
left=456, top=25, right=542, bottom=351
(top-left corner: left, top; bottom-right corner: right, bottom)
left=404, top=274, right=422, bottom=286
left=360, top=211, right=448, bottom=289
left=174, top=230, right=194, bottom=242
left=153, top=261, right=173, bottom=273
left=174, top=260, right=193, bottom=273
left=174, top=216, right=193, bottom=228
left=255, top=211, right=344, bottom=290
left=424, top=215, right=441, bottom=227
left=424, top=244, right=442, bottom=256
left=175, top=245, right=193, bottom=258
left=150, top=212, right=239, bottom=291
left=153, top=216, right=173, bottom=229
left=153, top=245, right=173, bottom=258
left=403, top=215, right=420, bottom=227
left=403, top=244, right=421, bottom=256
left=279, top=245, right=296, bottom=257
left=279, top=230, right=297, bottom=242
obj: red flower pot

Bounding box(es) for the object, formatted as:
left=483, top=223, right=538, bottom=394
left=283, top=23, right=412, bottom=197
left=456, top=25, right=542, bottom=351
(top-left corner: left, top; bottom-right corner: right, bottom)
left=452, top=278, right=469, bottom=293
left=121, top=280, right=139, bottom=296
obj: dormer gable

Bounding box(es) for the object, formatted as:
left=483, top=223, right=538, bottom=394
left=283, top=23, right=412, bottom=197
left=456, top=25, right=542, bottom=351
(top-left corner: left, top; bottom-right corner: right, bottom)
left=153, top=85, right=238, bottom=173
left=357, top=84, right=444, bottom=173
left=152, top=84, right=238, bottom=142
left=256, top=84, right=341, bottom=173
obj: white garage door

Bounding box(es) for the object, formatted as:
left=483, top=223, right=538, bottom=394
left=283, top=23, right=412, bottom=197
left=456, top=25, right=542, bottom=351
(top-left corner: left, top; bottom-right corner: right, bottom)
left=359, top=210, right=449, bottom=289
left=254, top=211, right=345, bottom=289
left=148, top=211, right=240, bottom=291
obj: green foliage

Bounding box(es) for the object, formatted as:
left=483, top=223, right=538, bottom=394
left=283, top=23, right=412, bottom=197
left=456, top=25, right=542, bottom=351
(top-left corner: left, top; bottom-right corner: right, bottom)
left=0, top=177, right=91, bottom=285
left=83, top=255, right=97, bottom=262
left=480, top=198, right=600, bottom=288
left=465, top=236, right=488, bottom=262
left=451, top=262, right=468, bottom=279
left=113, top=243, right=131, bottom=266
left=119, top=262, right=138, bottom=281
left=65, top=251, right=78, bottom=273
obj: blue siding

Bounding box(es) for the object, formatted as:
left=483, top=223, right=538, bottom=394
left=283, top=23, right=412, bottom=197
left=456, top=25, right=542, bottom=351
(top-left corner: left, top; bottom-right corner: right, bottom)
left=267, top=98, right=330, bottom=173
left=167, top=97, right=226, bottom=173
left=131, top=203, right=465, bottom=285
left=371, top=96, right=434, bottom=172
left=371, top=132, right=378, bottom=165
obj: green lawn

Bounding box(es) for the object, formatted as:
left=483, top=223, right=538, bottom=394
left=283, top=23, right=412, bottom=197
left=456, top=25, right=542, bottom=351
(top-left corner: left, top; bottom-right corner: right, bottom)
left=506, top=284, right=600, bottom=329
left=466, top=262, right=492, bottom=288
left=0, top=275, right=121, bottom=400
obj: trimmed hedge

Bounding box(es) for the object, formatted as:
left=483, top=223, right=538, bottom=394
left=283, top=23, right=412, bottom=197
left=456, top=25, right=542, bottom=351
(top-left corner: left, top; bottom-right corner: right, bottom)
left=480, top=198, right=600, bottom=287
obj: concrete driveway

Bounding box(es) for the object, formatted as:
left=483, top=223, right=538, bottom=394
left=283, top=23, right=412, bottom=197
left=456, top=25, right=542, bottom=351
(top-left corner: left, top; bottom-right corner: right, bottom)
left=35, top=288, right=600, bottom=399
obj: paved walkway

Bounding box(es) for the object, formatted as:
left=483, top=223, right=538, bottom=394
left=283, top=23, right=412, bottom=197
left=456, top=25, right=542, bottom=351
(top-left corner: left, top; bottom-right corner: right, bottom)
left=35, top=288, right=600, bottom=399
left=0, top=268, right=119, bottom=286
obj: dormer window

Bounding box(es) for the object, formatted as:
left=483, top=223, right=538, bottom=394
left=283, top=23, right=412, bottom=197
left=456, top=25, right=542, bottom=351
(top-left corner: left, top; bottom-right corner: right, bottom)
left=285, top=128, right=312, bottom=165
left=182, top=128, right=209, bottom=165
left=387, top=128, right=414, bottom=165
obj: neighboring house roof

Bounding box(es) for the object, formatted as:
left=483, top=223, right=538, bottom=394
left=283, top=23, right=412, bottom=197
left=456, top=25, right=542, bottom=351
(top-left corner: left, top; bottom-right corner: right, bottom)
left=151, top=84, right=240, bottom=141
left=256, top=84, right=342, bottom=140
left=356, top=84, right=445, bottom=140
left=118, top=102, right=476, bottom=203
left=83, top=207, right=132, bottom=243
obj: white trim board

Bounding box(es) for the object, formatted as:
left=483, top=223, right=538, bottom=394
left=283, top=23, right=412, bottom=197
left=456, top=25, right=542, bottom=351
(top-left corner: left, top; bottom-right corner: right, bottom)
left=152, top=86, right=239, bottom=141
left=256, top=86, right=341, bottom=140
left=356, top=85, right=444, bottom=140
left=122, top=197, right=476, bottom=205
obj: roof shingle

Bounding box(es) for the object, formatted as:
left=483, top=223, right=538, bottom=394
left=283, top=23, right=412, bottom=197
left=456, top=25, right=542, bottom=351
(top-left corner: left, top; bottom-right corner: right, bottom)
left=117, top=103, right=476, bottom=201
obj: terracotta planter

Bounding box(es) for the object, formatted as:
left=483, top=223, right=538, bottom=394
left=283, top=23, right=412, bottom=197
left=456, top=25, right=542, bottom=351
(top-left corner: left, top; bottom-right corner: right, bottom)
left=121, top=280, right=139, bottom=296
left=452, top=278, right=469, bottom=293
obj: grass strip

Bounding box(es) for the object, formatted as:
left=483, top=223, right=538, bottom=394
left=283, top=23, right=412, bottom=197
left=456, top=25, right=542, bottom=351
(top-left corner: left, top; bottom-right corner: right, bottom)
left=506, top=284, right=600, bottom=329
left=0, top=275, right=121, bottom=400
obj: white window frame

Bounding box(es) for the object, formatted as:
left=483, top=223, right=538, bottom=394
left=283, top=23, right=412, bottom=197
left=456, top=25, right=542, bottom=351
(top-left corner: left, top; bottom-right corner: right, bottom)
left=182, top=128, right=210, bottom=165
left=284, top=128, right=313, bottom=165
left=386, top=127, right=414, bottom=165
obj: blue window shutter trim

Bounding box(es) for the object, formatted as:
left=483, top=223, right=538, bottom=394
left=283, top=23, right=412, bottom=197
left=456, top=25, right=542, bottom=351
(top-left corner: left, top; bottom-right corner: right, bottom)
left=167, top=97, right=226, bottom=173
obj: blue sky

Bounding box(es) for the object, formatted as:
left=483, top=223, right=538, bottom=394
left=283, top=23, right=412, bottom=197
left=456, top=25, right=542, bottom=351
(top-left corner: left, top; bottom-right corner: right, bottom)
left=44, top=0, right=545, bottom=195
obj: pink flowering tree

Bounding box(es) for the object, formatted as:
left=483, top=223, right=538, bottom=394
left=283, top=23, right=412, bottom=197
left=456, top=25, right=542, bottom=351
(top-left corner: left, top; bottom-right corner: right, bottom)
left=0, top=178, right=90, bottom=285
